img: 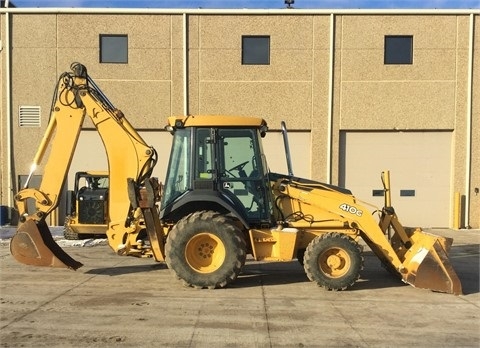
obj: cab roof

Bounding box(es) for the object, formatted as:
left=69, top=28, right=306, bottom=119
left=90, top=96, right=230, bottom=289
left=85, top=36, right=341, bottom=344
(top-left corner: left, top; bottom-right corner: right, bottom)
left=167, top=115, right=267, bottom=129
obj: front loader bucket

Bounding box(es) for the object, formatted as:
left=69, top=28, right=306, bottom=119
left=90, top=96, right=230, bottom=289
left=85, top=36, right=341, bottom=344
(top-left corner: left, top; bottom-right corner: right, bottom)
left=10, top=219, right=83, bottom=270
left=400, top=231, right=462, bottom=295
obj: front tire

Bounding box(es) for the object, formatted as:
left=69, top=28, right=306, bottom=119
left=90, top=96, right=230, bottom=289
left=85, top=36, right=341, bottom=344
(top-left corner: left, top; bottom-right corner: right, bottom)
left=165, top=211, right=246, bottom=289
left=304, top=232, right=363, bottom=291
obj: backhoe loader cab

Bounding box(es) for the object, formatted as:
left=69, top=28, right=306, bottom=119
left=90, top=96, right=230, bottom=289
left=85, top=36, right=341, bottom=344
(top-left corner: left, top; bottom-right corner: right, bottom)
left=160, top=116, right=272, bottom=228
left=10, top=63, right=462, bottom=295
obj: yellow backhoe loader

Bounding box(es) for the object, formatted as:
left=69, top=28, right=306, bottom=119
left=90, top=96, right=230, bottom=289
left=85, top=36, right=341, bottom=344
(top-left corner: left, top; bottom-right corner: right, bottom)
left=10, top=63, right=462, bottom=295
left=64, top=171, right=109, bottom=240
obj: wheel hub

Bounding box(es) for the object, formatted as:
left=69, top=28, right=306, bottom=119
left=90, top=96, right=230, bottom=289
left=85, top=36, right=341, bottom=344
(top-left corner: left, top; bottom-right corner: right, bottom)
left=326, top=254, right=343, bottom=269
left=185, top=232, right=226, bottom=273
left=319, top=247, right=350, bottom=278
left=198, top=243, right=214, bottom=258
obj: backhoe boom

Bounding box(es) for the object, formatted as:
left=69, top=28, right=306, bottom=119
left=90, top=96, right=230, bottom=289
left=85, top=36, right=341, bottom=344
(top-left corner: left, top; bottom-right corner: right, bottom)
left=11, top=63, right=161, bottom=269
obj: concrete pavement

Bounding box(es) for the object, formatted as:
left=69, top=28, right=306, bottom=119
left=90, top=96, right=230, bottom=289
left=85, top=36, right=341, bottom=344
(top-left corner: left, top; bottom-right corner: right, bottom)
left=0, top=227, right=479, bottom=347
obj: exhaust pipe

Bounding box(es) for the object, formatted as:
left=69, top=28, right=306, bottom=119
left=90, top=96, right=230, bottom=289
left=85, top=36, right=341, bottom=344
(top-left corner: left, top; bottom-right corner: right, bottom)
left=281, top=121, right=294, bottom=177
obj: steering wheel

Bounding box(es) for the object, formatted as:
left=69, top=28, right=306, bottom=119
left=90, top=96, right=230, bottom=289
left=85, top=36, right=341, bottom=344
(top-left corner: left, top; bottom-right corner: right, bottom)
left=226, top=160, right=249, bottom=178
left=229, top=161, right=249, bottom=172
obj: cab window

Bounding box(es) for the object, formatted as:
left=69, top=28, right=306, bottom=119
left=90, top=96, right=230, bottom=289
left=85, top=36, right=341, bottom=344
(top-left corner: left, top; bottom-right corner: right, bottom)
left=162, top=128, right=192, bottom=206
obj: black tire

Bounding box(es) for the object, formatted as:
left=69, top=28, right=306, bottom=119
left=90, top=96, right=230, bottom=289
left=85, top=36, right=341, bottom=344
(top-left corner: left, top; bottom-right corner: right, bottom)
left=64, top=227, right=79, bottom=240
left=64, top=219, right=94, bottom=240
left=64, top=219, right=80, bottom=240
left=304, top=232, right=363, bottom=291
left=165, top=211, right=246, bottom=289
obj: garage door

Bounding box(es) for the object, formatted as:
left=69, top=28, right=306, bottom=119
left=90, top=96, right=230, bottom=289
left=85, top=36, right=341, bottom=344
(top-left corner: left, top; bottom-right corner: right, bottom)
left=339, top=131, right=452, bottom=228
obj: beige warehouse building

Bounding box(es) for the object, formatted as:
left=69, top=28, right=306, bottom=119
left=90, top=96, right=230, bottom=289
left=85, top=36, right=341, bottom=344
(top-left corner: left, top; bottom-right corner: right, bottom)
left=0, top=6, right=479, bottom=229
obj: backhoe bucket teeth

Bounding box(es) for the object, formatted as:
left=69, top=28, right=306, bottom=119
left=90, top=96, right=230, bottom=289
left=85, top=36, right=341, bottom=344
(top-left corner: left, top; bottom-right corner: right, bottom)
left=10, top=219, right=83, bottom=270
left=401, top=231, right=462, bottom=295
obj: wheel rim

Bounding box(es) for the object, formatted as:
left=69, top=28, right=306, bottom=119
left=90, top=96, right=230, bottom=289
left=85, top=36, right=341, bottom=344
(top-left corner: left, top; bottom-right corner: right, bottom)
left=318, top=247, right=351, bottom=278
left=185, top=232, right=226, bottom=273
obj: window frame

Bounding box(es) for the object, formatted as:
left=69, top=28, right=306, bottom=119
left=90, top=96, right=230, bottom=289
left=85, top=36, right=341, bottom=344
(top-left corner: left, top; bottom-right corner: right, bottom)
left=99, top=34, right=129, bottom=64
left=241, top=35, right=271, bottom=65
left=384, top=35, right=413, bottom=65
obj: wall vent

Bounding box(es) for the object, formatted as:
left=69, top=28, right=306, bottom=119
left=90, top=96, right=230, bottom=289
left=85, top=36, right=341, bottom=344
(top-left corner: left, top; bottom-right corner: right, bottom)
left=19, top=106, right=41, bottom=127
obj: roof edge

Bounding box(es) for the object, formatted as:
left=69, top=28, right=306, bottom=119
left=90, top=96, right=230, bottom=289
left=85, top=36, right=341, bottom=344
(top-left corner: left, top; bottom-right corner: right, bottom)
left=1, top=8, right=479, bottom=15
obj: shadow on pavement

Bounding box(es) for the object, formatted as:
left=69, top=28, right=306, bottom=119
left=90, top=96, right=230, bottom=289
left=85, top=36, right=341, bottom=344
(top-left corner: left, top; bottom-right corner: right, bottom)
left=85, top=262, right=166, bottom=276
left=233, top=252, right=408, bottom=291
left=83, top=244, right=478, bottom=294
left=449, top=244, right=480, bottom=295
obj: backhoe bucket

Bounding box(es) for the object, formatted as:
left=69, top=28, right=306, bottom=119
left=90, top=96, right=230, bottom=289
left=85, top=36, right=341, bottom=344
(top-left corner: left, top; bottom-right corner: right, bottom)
left=400, top=230, right=462, bottom=295
left=10, top=219, right=83, bottom=270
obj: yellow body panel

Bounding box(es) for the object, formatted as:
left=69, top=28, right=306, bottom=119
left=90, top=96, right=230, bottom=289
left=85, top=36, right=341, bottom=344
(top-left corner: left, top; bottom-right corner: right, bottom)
left=249, top=228, right=298, bottom=261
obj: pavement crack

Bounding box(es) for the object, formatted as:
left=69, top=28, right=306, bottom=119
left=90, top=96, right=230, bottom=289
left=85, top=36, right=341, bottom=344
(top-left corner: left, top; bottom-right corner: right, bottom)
left=330, top=302, right=368, bottom=347
left=260, top=279, right=273, bottom=348
left=188, top=309, right=201, bottom=348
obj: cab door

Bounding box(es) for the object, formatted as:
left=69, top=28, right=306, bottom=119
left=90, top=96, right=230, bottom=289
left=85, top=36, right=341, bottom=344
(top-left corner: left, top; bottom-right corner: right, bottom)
left=217, top=128, right=270, bottom=223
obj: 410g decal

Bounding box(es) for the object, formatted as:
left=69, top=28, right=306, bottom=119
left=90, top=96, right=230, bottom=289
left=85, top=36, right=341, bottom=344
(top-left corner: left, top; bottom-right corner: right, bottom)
left=339, top=203, right=363, bottom=217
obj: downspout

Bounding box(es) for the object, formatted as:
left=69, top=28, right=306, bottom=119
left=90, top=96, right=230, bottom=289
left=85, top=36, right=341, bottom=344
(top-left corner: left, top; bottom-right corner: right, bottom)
left=4, top=0, right=13, bottom=220
left=465, top=13, right=474, bottom=228
left=326, top=13, right=334, bottom=184
left=183, top=13, right=188, bottom=115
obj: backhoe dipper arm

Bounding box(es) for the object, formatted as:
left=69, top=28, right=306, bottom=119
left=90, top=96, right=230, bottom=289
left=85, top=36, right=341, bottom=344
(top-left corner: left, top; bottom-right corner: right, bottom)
left=11, top=62, right=158, bottom=269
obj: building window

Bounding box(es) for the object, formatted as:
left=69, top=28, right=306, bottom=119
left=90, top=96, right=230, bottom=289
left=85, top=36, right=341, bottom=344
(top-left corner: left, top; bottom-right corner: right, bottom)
left=100, top=34, right=128, bottom=64
left=242, top=36, right=270, bottom=65
left=400, top=189, right=416, bottom=197
left=384, top=35, right=413, bottom=65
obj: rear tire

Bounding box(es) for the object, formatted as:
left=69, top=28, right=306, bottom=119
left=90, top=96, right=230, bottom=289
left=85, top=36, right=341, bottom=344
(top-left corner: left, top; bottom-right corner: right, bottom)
left=64, top=225, right=80, bottom=240
left=304, top=232, right=363, bottom=291
left=64, top=218, right=94, bottom=240
left=64, top=218, right=80, bottom=240
left=165, top=211, right=246, bottom=289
